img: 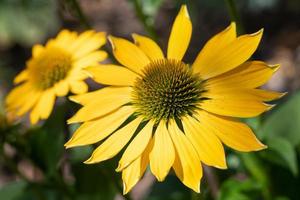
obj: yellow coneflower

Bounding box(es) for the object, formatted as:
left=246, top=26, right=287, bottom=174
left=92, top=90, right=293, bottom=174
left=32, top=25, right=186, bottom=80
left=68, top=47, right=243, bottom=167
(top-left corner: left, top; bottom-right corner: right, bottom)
left=6, top=30, right=107, bottom=124
left=65, top=5, right=283, bottom=194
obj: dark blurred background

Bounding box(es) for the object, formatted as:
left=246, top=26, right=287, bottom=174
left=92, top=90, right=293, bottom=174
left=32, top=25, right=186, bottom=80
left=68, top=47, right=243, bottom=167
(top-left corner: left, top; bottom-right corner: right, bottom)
left=0, top=0, right=300, bottom=200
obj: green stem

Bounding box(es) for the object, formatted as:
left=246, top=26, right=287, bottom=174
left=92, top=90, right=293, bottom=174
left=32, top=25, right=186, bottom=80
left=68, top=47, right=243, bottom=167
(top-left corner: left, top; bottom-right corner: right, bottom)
left=240, top=154, right=272, bottom=200
left=67, top=0, right=91, bottom=29
left=224, top=0, right=244, bottom=35
left=131, top=0, right=158, bottom=41
left=99, top=166, right=133, bottom=200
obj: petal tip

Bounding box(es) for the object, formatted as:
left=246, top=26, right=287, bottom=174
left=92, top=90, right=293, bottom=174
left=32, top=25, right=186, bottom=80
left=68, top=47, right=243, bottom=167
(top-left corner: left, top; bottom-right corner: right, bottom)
left=108, top=35, right=116, bottom=50
left=179, top=4, right=190, bottom=19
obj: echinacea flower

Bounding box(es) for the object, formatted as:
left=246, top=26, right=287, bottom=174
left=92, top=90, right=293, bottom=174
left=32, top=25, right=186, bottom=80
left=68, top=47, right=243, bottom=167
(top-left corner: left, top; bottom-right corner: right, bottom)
left=6, top=30, right=107, bottom=124
left=65, top=5, right=283, bottom=193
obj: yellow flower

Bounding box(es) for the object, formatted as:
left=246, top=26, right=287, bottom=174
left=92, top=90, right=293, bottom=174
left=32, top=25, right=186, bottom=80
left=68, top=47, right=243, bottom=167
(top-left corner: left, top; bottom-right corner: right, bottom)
left=66, top=5, right=283, bottom=194
left=5, top=30, right=107, bottom=124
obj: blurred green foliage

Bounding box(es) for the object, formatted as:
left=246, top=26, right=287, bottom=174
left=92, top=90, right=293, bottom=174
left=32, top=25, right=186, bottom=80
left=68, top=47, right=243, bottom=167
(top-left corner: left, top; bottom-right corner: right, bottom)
left=0, top=0, right=59, bottom=47
left=0, top=0, right=300, bottom=200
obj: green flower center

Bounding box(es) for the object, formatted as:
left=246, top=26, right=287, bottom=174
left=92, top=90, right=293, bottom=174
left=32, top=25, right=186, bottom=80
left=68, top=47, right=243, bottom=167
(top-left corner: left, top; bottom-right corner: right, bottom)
left=31, top=47, right=72, bottom=90
left=132, top=59, right=203, bottom=122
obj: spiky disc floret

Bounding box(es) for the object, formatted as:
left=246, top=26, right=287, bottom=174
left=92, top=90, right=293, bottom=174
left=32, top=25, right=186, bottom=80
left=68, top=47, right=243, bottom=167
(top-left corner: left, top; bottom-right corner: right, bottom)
left=132, top=59, right=203, bottom=121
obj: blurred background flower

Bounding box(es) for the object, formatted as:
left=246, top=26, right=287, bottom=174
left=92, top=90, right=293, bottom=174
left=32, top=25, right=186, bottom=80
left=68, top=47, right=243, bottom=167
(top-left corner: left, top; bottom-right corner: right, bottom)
left=0, top=0, right=299, bottom=200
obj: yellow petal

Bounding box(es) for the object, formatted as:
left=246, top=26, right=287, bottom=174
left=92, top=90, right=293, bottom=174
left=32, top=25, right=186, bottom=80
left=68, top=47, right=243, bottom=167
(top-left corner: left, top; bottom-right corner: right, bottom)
left=73, top=51, right=107, bottom=69
left=13, top=70, right=28, bottom=84
left=84, top=117, right=143, bottom=164
left=109, top=36, right=150, bottom=74
left=122, top=140, right=152, bottom=194
left=6, top=84, right=30, bottom=106
left=168, top=120, right=202, bottom=192
left=15, top=89, right=41, bottom=116
left=54, top=30, right=77, bottom=48
left=200, top=89, right=273, bottom=117
left=167, top=5, right=192, bottom=60
left=65, top=106, right=134, bottom=148
left=204, top=61, right=278, bottom=89
left=193, top=23, right=236, bottom=73
left=117, top=120, right=154, bottom=171
left=183, top=116, right=227, bottom=169
left=71, top=31, right=106, bottom=58
left=39, top=90, right=56, bottom=119
left=69, top=86, right=131, bottom=105
left=54, top=81, right=69, bottom=96
left=193, top=29, right=263, bottom=79
left=70, top=81, right=88, bottom=94
left=29, top=89, right=56, bottom=124
left=68, top=87, right=132, bottom=123
left=85, top=65, right=139, bottom=86
left=195, top=110, right=266, bottom=152
left=6, top=84, right=34, bottom=112
left=132, top=34, right=164, bottom=60
left=149, top=120, right=175, bottom=181
left=32, top=44, right=44, bottom=58
left=202, top=88, right=283, bottom=102
left=250, top=89, right=285, bottom=101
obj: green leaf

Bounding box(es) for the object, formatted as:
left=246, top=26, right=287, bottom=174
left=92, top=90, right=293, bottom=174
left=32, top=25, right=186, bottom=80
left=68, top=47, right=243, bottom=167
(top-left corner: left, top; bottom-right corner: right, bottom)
left=218, top=178, right=263, bottom=200
left=0, top=181, right=26, bottom=200
left=72, top=163, right=117, bottom=200
left=259, top=92, right=300, bottom=146
left=27, top=104, right=66, bottom=176
left=262, top=137, right=298, bottom=176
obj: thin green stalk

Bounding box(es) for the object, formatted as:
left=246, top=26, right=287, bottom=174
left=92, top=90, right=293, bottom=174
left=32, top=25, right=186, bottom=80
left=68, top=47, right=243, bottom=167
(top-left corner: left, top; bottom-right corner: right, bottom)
left=131, top=0, right=158, bottom=41
left=240, top=154, right=271, bottom=200
left=225, top=0, right=244, bottom=34
left=67, top=0, right=91, bottom=29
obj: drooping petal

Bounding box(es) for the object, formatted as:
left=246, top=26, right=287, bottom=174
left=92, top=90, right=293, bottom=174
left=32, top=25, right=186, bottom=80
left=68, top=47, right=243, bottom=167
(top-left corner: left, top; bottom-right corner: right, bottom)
left=85, top=65, right=139, bottom=86
left=202, top=88, right=284, bottom=102
left=117, top=120, right=154, bottom=171
left=122, top=140, right=152, bottom=194
left=195, top=110, right=266, bottom=152
left=15, top=89, right=41, bottom=116
left=70, top=81, right=88, bottom=94
left=65, top=106, right=134, bottom=148
left=14, top=70, right=28, bottom=84
left=200, top=89, right=273, bottom=118
left=204, top=61, right=279, bottom=89
left=193, top=29, right=263, bottom=79
left=6, top=83, right=31, bottom=107
left=29, top=89, right=56, bottom=124
left=109, top=36, right=150, bottom=74
left=69, top=86, right=131, bottom=105
left=250, top=89, right=286, bottom=101
left=167, top=5, right=192, bottom=60
left=84, top=117, right=143, bottom=164
left=68, top=87, right=132, bottom=123
left=169, top=120, right=202, bottom=192
left=182, top=116, right=227, bottom=169
left=54, top=81, right=69, bottom=96
left=38, top=90, right=56, bottom=119
left=73, top=51, right=107, bottom=69
left=132, top=34, right=164, bottom=60
left=149, top=121, right=175, bottom=181
left=71, top=31, right=106, bottom=58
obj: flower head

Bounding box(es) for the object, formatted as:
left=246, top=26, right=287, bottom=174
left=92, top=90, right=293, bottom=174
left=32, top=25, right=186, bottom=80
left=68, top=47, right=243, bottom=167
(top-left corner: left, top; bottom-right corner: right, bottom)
left=6, top=30, right=107, bottom=124
left=66, top=5, right=283, bottom=193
